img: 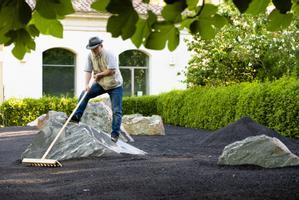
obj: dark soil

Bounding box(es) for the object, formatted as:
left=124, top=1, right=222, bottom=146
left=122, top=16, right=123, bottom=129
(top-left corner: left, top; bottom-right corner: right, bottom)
left=0, top=118, right=299, bottom=200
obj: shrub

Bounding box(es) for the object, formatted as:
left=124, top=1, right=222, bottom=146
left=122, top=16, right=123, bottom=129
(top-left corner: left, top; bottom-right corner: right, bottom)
left=157, top=78, right=299, bottom=138
left=185, top=4, right=299, bottom=87
left=0, top=79, right=298, bottom=138
left=157, top=85, right=242, bottom=129
left=123, top=95, right=158, bottom=116
left=157, top=90, right=187, bottom=125
left=0, top=96, right=77, bottom=126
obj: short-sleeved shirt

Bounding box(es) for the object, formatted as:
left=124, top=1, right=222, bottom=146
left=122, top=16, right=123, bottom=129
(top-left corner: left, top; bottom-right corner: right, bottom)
left=85, top=49, right=123, bottom=90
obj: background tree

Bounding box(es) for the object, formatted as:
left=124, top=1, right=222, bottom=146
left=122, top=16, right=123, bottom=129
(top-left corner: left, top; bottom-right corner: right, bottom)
left=0, top=0, right=298, bottom=59
left=184, top=4, right=299, bottom=86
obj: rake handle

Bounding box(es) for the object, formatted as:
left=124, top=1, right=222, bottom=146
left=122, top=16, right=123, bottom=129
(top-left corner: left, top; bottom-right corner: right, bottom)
left=41, top=90, right=89, bottom=159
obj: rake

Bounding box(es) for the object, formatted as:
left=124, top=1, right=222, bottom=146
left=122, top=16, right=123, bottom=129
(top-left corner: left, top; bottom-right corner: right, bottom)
left=22, top=90, right=89, bottom=167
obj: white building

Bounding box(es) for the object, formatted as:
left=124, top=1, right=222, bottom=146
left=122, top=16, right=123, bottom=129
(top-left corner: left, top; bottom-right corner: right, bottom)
left=0, top=0, right=191, bottom=102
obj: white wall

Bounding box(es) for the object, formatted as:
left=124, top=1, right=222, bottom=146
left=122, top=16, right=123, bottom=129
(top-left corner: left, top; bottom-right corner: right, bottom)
left=2, top=12, right=190, bottom=100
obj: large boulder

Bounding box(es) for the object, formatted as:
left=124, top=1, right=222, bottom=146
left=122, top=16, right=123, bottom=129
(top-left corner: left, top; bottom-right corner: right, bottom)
left=21, top=111, right=146, bottom=161
left=28, top=101, right=134, bottom=142
left=218, top=135, right=299, bottom=168
left=27, top=114, right=48, bottom=129
left=80, top=101, right=113, bottom=134
left=80, top=101, right=134, bottom=142
left=122, top=114, right=165, bottom=136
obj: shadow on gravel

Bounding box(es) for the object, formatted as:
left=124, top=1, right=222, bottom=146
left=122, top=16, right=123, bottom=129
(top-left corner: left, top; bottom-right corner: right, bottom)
left=0, top=117, right=298, bottom=200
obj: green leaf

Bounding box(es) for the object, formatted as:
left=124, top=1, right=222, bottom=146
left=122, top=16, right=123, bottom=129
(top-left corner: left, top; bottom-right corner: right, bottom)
left=106, top=0, right=132, bottom=14
left=131, top=11, right=157, bottom=48
left=131, top=18, right=147, bottom=47
left=91, top=0, right=110, bottom=12
left=0, top=0, right=32, bottom=47
left=107, top=16, right=122, bottom=37
left=0, top=29, right=9, bottom=44
left=232, top=0, right=252, bottom=13
left=181, top=18, right=196, bottom=29
left=272, top=0, right=292, bottom=14
left=106, top=0, right=138, bottom=40
left=190, top=19, right=216, bottom=39
left=26, top=24, right=40, bottom=37
left=30, top=12, right=63, bottom=38
left=246, top=0, right=271, bottom=15
left=145, top=22, right=179, bottom=51
left=267, top=9, right=293, bottom=31
left=167, top=26, right=180, bottom=51
left=189, top=4, right=227, bottom=39
left=18, top=0, right=32, bottom=25
left=187, top=0, right=199, bottom=11
left=212, top=14, right=228, bottom=28
left=142, top=0, right=150, bottom=3
left=121, top=11, right=139, bottom=39
left=162, top=1, right=187, bottom=22
left=6, top=29, right=36, bottom=60
left=35, top=0, right=74, bottom=19
left=0, top=0, right=32, bottom=32
left=291, top=0, right=299, bottom=17
left=107, top=10, right=139, bottom=39
left=145, top=33, right=167, bottom=50
left=198, top=4, right=217, bottom=17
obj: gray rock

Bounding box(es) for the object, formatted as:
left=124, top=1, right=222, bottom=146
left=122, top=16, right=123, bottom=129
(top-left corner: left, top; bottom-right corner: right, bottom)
left=21, top=111, right=146, bottom=161
left=28, top=102, right=133, bottom=142
left=218, top=135, right=299, bottom=168
left=122, top=114, right=165, bottom=136
left=99, top=94, right=112, bottom=108
left=80, top=101, right=133, bottom=142
left=27, top=111, right=66, bottom=129
left=80, top=101, right=112, bottom=134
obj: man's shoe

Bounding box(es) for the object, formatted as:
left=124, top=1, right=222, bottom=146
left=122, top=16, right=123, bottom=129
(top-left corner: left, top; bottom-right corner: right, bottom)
left=70, top=114, right=80, bottom=123
left=111, top=135, right=119, bottom=143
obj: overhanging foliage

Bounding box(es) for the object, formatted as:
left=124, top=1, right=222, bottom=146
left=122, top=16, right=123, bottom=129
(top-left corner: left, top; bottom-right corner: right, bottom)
left=0, top=0, right=298, bottom=59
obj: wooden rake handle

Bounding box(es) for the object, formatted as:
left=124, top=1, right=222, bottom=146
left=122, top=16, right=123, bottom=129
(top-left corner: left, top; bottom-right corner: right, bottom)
left=41, top=89, right=89, bottom=159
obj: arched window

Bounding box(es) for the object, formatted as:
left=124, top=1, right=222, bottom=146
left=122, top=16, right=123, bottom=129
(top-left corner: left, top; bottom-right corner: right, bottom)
left=119, top=50, right=149, bottom=96
left=42, top=48, right=76, bottom=97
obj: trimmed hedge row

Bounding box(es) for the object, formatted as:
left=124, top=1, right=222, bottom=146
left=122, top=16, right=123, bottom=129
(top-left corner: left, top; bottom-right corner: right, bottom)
left=0, top=97, right=77, bottom=126
left=157, top=78, right=299, bottom=138
left=122, top=95, right=158, bottom=116
left=157, top=84, right=242, bottom=129
left=0, top=78, right=298, bottom=137
left=0, top=95, right=158, bottom=127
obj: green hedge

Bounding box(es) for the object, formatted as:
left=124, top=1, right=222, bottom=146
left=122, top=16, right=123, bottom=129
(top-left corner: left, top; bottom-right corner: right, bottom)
left=235, top=79, right=299, bottom=137
left=123, top=95, right=158, bottom=116
left=157, top=78, right=299, bottom=138
left=157, top=85, right=242, bottom=129
left=0, top=95, right=159, bottom=127
left=0, top=97, right=77, bottom=126
left=0, top=78, right=298, bottom=138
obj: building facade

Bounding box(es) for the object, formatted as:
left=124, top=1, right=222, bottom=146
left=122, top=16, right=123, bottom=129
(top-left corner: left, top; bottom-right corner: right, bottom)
left=0, top=1, right=191, bottom=101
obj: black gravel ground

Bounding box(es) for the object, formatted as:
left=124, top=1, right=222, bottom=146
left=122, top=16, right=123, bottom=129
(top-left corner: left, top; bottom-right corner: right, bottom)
left=0, top=118, right=298, bottom=200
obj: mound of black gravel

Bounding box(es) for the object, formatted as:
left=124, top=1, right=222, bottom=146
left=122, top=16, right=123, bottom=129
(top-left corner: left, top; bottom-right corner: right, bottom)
left=0, top=124, right=299, bottom=200
left=198, top=117, right=297, bottom=150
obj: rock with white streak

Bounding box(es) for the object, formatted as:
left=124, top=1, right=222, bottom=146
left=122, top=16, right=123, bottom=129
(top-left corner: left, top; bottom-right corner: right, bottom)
left=80, top=102, right=133, bottom=142
left=80, top=101, right=113, bottom=134
left=21, top=111, right=146, bottom=161
left=27, top=111, right=66, bottom=129
left=122, top=114, right=165, bottom=135
left=28, top=101, right=133, bottom=142
left=218, top=135, right=299, bottom=168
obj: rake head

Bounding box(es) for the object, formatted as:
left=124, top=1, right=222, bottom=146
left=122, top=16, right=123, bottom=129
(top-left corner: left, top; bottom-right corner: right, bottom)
left=22, top=158, right=62, bottom=167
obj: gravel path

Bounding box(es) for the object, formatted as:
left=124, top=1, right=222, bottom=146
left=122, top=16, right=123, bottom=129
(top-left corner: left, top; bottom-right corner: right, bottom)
left=0, top=119, right=298, bottom=200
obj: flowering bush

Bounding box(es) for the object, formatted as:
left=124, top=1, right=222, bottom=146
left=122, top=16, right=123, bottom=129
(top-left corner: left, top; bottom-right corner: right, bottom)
left=185, top=5, right=299, bottom=87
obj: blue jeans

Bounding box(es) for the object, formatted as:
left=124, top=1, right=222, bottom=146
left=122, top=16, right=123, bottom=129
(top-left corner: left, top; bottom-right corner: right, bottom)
left=75, top=83, right=123, bottom=137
